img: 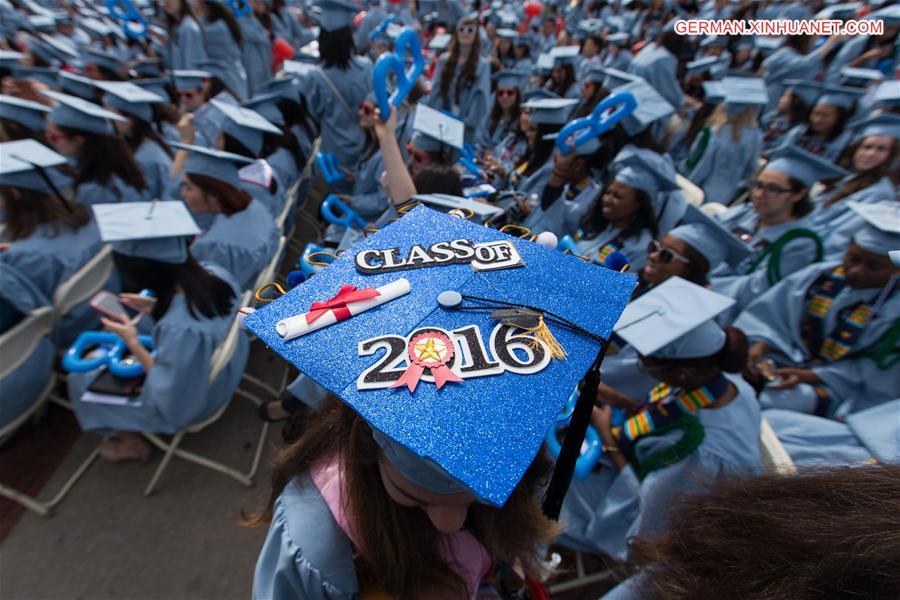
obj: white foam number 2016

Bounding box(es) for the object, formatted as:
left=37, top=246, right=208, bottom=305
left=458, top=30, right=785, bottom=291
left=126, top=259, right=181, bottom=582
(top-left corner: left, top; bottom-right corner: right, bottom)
left=356, top=324, right=551, bottom=390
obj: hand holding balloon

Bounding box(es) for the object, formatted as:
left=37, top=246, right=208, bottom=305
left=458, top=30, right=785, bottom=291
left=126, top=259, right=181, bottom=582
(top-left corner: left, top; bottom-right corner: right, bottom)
left=372, top=27, right=425, bottom=118
left=555, top=91, right=637, bottom=155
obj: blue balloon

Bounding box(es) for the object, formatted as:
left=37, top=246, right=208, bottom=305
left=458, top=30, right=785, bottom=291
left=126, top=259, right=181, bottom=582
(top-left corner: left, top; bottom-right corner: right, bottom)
left=372, top=27, right=425, bottom=117
left=63, top=330, right=155, bottom=378
left=299, top=242, right=336, bottom=277
left=321, top=194, right=367, bottom=229
left=315, top=152, right=345, bottom=185
left=286, top=270, right=306, bottom=288
left=106, top=0, right=148, bottom=40
left=544, top=420, right=604, bottom=480
left=228, top=0, right=252, bottom=17
left=367, top=13, right=397, bottom=42
left=555, top=91, right=638, bottom=155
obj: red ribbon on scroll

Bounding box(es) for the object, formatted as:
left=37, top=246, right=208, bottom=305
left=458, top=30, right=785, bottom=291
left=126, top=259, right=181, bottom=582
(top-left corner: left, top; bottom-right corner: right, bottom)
left=306, top=285, right=381, bottom=325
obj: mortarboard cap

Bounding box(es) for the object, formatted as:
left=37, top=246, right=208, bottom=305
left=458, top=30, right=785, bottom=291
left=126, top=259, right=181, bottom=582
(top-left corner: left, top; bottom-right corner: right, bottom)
left=242, top=205, right=635, bottom=505
left=520, top=97, right=578, bottom=125
left=242, top=93, right=286, bottom=126
left=97, top=80, right=164, bottom=123
left=535, top=53, right=554, bottom=75
left=172, top=69, right=211, bottom=91
left=256, top=74, right=300, bottom=103
left=873, top=80, right=900, bottom=108
left=614, top=79, right=674, bottom=136
left=754, top=36, right=783, bottom=55
left=25, top=14, right=56, bottom=32
left=522, top=87, right=559, bottom=102
left=599, top=67, right=640, bottom=90
left=58, top=71, right=97, bottom=100
left=194, top=59, right=234, bottom=88
left=765, top=144, right=850, bottom=188
left=212, top=99, right=282, bottom=156
left=496, top=28, right=518, bottom=41
left=410, top=104, right=464, bottom=151
left=429, top=33, right=452, bottom=52
left=839, top=67, right=884, bottom=88
left=784, top=78, right=822, bottom=106
left=131, top=58, right=161, bottom=77
left=723, top=76, right=769, bottom=107
left=606, top=32, right=629, bottom=46
left=854, top=113, right=900, bottom=140
left=132, top=77, right=171, bottom=100
left=93, top=201, right=199, bottom=264
left=815, top=2, right=861, bottom=20
left=849, top=201, right=900, bottom=257
left=172, top=142, right=253, bottom=191
left=42, top=89, right=126, bottom=135
left=492, top=69, right=529, bottom=90
left=0, top=94, right=51, bottom=132
left=549, top=45, right=580, bottom=66
left=0, top=139, right=72, bottom=193
left=82, top=46, right=126, bottom=75
left=0, top=50, right=27, bottom=69
left=702, top=80, right=726, bottom=104
left=868, top=4, right=900, bottom=26
left=310, top=0, right=360, bottom=32
left=675, top=204, right=752, bottom=268
left=37, top=33, right=79, bottom=62
left=685, top=55, right=722, bottom=77
left=612, top=146, right=680, bottom=197
left=614, top=276, right=734, bottom=358
left=10, top=65, right=59, bottom=88
left=25, top=35, right=66, bottom=65
left=816, top=84, right=864, bottom=109
left=700, top=35, right=725, bottom=48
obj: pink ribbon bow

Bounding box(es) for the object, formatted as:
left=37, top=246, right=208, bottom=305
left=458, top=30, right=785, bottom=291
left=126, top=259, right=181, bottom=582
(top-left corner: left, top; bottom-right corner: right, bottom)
left=306, top=284, right=381, bottom=325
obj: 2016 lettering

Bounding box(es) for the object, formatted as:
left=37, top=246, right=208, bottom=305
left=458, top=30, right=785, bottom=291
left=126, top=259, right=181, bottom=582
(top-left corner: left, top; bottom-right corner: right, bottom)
left=357, top=324, right=550, bottom=390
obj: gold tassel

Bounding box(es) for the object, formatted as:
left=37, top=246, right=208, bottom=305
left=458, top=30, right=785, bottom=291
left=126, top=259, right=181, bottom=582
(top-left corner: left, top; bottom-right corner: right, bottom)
left=520, top=315, right=567, bottom=360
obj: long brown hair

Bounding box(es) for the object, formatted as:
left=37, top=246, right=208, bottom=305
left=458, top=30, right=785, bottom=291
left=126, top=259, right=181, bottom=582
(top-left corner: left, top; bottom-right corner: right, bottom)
left=626, top=465, right=900, bottom=599
left=59, top=126, right=148, bottom=193
left=185, top=173, right=251, bottom=216
left=438, top=21, right=484, bottom=104
left=248, top=397, right=559, bottom=599
left=825, top=135, right=899, bottom=207
left=0, top=185, right=90, bottom=241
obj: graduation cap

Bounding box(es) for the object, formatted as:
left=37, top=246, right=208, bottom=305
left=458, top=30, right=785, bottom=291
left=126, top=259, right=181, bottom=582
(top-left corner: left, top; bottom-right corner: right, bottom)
left=839, top=67, right=884, bottom=88
left=521, top=87, right=559, bottom=102
left=171, top=142, right=253, bottom=190
left=82, top=46, right=126, bottom=75
left=310, top=0, right=359, bottom=32
left=611, top=146, right=680, bottom=197
left=853, top=113, right=900, bottom=140
left=492, top=69, right=529, bottom=90
left=242, top=205, right=636, bottom=507
left=613, top=79, right=674, bottom=136
left=0, top=139, right=72, bottom=193
left=42, top=90, right=127, bottom=135
left=410, top=104, right=464, bottom=151
left=723, top=76, right=769, bottom=108
left=549, top=45, right=580, bottom=66
left=849, top=201, right=900, bottom=257
left=699, top=35, right=725, bottom=49
left=132, top=76, right=172, bottom=100
left=194, top=59, right=234, bottom=88
left=131, top=58, right=162, bottom=77
left=534, top=53, right=554, bottom=75
left=702, top=80, right=726, bottom=104
left=784, top=78, right=823, bottom=106
left=25, top=14, right=56, bottom=32
left=37, top=33, right=80, bottom=62
left=599, top=67, right=640, bottom=91
left=606, top=32, right=629, bottom=46
left=614, top=277, right=734, bottom=359
left=0, top=50, right=27, bottom=68
left=212, top=99, right=283, bottom=155
left=868, top=4, right=900, bottom=26
left=520, top=97, right=578, bottom=125
left=577, top=18, right=604, bottom=37
left=172, top=69, right=212, bottom=91
left=9, top=65, right=60, bottom=88
left=429, top=33, right=452, bottom=52
left=496, top=28, right=518, bottom=41
left=25, top=35, right=65, bottom=64
left=411, top=194, right=504, bottom=221
left=873, top=80, right=900, bottom=108
left=0, top=94, right=51, bottom=132
left=256, top=74, right=300, bottom=103
left=97, top=80, right=164, bottom=123
left=685, top=55, right=723, bottom=77
left=242, top=93, right=286, bottom=126
left=816, top=84, right=864, bottom=109
left=754, top=36, right=783, bottom=55
left=671, top=204, right=752, bottom=269
left=766, top=144, right=850, bottom=187
left=815, top=2, right=861, bottom=20
left=58, top=71, right=97, bottom=100
left=92, top=201, right=200, bottom=264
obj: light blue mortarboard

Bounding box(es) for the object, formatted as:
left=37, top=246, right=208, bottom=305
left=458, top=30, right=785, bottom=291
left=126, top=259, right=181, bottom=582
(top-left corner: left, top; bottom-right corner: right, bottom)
left=614, top=277, right=734, bottom=359
left=849, top=201, right=900, bottom=257
left=42, top=89, right=127, bottom=135
left=97, top=80, right=164, bottom=123
left=242, top=93, right=286, bottom=126
left=599, top=67, right=640, bottom=90
left=534, top=53, right=554, bottom=76
left=429, top=33, right=452, bottom=52
left=194, top=59, right=234, bottom=89
left=255, top=74, right=300, bottom=102
left=613, top=79, right=674, bottom=136
left=131, top=58, right=161, bottom=77
left=10, top=65, right=59, bottom=87
left=0, top=94, right=51, bottom=132
left=702, top=80, right=726, bottom=104
left=243, top=205, right=636, bottom=505
left=854, top=113, right=900, bottom=140
left=58, top=71, right=97, bottom=100
left=606, top=32, right=629, bottom=46
left=82, top=46, right=125, bottom=75
left=0, top=139, right=72, bottom=193
left=784, top=79, right=822, bottom=106
left=766, top=144, right=850, bottom=188
left=583, top=65, right=606, bottom=84
left=93, top=201, right=200, bottom=264
left=724, top=76, right=769, bottom=108
left=310, top=0, right=359, bottom=32
left=873, top=80, right=900, bottom=108
left=685, top=55, right=722, bottom=77
left=754, top=36, right=783, bottom=56
left=496, top=28, right=517, bottom=41
left=550, top=45, right=580, bottom=67
left=520, top=97, right=579, bottom=125
left=37, top=33, right=79, bottom=62
left=0, top=50, right=27, bottom=68
left=25, top=34, right=66, bottom=64
left=409, top=105, right=464, bottom=153
left=492, top=69, right=529, bottom=90
left=172, top=69, right=211, bottom=91
left=815, top=2, right=861, bottom=20
left=700, top=35, right=725, bottom=49
left=672, top=205, right=752, bottom=269
left=212, top=99, right=282, bottom=156
left=816, top=84, right=864, bottom=109
left=839, top=67, right=884, bottom=88
left=132, top=77, right=171, bottom=99
left=612, top=146, right=680, bottom=196
left=172, top=142, right=253, bottom=190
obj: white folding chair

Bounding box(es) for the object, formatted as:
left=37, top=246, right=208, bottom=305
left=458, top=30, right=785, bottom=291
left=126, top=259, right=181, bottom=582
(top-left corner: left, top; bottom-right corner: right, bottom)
left=0, top=307, right=100, bottom=516
left=676, top=173, right=705, bottom=207
left=141, top=288, right=270, bottom=496
left=759, top=417, right=797, bottom=475
left=547, top=551, right=613, bottom=594
left=52, top=244, right=114, bottom=318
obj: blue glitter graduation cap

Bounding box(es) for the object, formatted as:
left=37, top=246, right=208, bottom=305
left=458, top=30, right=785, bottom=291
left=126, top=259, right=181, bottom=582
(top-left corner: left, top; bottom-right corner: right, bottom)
left=244, top=206, right=636, bottom=506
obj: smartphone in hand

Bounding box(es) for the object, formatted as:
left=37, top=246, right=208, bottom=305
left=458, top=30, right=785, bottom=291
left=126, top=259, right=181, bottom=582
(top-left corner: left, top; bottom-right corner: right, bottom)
left=89, top=291, right=130, bottom=323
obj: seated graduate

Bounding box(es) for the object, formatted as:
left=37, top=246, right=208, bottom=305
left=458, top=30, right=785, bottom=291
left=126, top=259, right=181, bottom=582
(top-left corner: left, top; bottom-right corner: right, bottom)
left=571, top=65, right=610, bottom=119
left=254, top=74, right=319, bottom=166
left=559, top=281, right=761, bottom=561
left=177, top=144, right=279, bottom=292
left=0, top=94, right=51, bottom=144
left=482, top=71, right=529, bottom=178
left=710, top=145, right=848, bottom=321
left=607, top=465, right=900, bottom=600
left=680, top=78, right=766, bottom=206
left=244, top=205, right=634, bottom=599
left=0, top=140, right=103, bottom=343
left=736, top=210, right=900, bottom=418
left=760, top=79, right=815, bottom=152
left=43, top=91, right=149, bottom=207
left=599, top=32, right=633, bottom=73
left=241, top=92, right=306, bottom=190
left=67, top=203, right=248, bottom=462
left=99, top=81, right=175, bottom=202
left=131, top=77, right=183, bottom=146
left=810, top=114, right=899, bottom=259
left=171, top=66, right=235, bottom=149
left=780, top=85, right=861, bottom=163
left=544, top=47, right=581, bottom=100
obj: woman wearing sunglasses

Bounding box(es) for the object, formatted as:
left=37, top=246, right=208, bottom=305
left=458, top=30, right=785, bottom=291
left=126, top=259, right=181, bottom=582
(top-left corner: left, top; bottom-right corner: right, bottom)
left=423, top=15, right=491, bottom=146
left=487, top=70, right=524, bottom=152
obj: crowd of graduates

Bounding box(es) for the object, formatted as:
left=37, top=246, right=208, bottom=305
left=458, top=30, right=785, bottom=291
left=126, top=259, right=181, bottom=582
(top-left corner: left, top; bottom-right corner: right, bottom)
left=0, top=0, right=898, bottom=598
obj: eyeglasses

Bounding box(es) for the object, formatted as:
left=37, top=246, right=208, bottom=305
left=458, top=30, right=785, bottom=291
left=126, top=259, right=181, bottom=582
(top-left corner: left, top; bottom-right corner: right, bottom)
left=496, top=88, right=516, bottom=98
left=647, top=240, right=690, bottom=264
left=749, top=179, right=792, bottom=195
left=457, top=24, right=477, bottom=34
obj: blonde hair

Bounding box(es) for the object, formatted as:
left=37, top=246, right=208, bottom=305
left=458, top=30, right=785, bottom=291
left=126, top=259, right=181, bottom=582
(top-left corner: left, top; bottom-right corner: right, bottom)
left=706, top=103, right=758, bottom=143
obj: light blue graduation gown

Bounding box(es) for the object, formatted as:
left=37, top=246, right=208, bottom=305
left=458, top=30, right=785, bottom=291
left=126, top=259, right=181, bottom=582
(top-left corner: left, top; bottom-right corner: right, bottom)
left=682, top=123, right=762, bottom=205
left=201, top=18, right=249, bottom=99
left=779, top=124, right=851, bottom=163
left=615, top=144, right=688, bottom=236
left=424, top=55, right=492, bottom=146
left=68, top=263, right=249, bottom=435
left=272, top=9, right=305, bottom=50
left=135, top=139, right=173, bottom=201
left=558, top=374, right=761, bottom=559
left=349, top=149, right=388, bottom=221
left=489, top=117, right=516, bottom=150
left=599, top=343, right=658, bottom=401
left=734, top=261, right=900, bottom=416
left=193, top=91, right=238, bottom=149
left=574, top=225, right=653, bottom=272
left=809, top=177, right=897, bottom=260
left=190, top=199, right=280, bottom=291
left=267, top=147, right=300, bottom=191
left=305, top=56, right=373, bottom=172
left=628, top=43, right=683, bottom=109
left=167, top=16, right=207, bottom=70
left=523, top=180, right=601, bottom=238
left=513, top=161, right=554, bottom=203
left=0, top=333, right=54, bottom=428
left=241, top=15, right=273, bottom=96
left=74, top=175, right=148, bottom=207
left=242, top=179, right=285, bottom=218
left=600, top=49, right=632, bottom=73
left=764, top=399, right=900, bottom=467
left=710, top=204, right=819, bottom=323
left=493, top=132, right=527, bottom=176
left=761, top=47, right=824, bottom=113
left=824, top=36, right=874, bottom=84
left=253, top=473, right=359, bottom=600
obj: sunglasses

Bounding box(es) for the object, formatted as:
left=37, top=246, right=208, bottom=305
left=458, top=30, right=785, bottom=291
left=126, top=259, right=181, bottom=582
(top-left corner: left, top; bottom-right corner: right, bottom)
left=496, top=88, right=517, bottom=98
left=647, top=240, right=690, bottom=264
left=457, top=24, right=477, bottom=34
left=749, top=179, right=792, bottom=195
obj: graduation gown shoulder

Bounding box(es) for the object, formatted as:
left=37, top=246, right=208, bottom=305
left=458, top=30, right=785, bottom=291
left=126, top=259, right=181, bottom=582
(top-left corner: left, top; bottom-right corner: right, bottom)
left=135, top=139, right=174, bottom=201
left=168, top=16, right=207, bottom=70
left=74, top=175, right=149, bottom=207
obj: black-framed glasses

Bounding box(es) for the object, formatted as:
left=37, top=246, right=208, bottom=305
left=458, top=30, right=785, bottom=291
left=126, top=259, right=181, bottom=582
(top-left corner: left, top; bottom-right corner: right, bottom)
left=647, top=240, right=690, bottom=264
left=749, top=179, right=792, bottom=195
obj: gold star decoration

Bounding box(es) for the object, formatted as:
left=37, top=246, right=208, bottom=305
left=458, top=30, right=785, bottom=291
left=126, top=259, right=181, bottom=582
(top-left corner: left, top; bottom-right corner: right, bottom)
left=415, top=336, right=445, bottom=363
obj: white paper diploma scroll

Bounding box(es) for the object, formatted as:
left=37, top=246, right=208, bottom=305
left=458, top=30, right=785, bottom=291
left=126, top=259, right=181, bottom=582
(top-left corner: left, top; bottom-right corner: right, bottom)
left=276, top=278, right=411, bottom=341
